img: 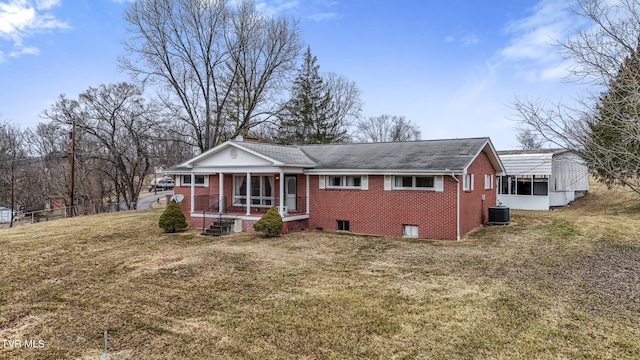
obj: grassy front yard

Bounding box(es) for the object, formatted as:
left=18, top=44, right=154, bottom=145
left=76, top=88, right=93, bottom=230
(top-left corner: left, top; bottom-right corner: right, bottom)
left=1, top=183, right=639, bottom=359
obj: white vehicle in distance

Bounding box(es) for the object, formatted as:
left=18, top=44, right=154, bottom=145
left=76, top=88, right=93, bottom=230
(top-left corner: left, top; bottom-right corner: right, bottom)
left=149, top=177, right=174, bottom=192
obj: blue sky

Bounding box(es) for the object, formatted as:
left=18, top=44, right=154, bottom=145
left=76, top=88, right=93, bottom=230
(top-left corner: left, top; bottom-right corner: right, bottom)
left=0, top=0, right=586, bottom=150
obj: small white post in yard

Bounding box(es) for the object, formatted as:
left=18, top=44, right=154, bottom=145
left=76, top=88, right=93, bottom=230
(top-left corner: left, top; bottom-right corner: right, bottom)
left=100, top=330, right=111, bottom=360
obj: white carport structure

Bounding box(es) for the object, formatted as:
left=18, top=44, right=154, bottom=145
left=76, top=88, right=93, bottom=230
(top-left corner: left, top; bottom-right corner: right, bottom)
left=497, top=149, right=589, bottom=210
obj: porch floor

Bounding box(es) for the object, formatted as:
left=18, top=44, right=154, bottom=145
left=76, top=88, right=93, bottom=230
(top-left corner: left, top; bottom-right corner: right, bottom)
left=204, top=206, right=307, bottom=218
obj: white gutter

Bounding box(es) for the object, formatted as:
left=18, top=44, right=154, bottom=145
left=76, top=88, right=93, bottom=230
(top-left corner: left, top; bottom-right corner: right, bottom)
left=449, top=172, right=460, bottom=241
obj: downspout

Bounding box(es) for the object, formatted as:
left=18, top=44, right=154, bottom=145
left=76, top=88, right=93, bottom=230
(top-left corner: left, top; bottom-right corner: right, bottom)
left=449, top=173, right=460, bottom=241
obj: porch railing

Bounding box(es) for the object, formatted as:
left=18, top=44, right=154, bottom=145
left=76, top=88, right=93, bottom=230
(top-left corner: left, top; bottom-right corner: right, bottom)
left=201, top=196, right=228, bottom=235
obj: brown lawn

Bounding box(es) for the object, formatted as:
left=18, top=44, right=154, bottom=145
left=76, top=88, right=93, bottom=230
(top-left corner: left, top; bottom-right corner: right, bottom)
left=0, top=181, right=639, bottom=359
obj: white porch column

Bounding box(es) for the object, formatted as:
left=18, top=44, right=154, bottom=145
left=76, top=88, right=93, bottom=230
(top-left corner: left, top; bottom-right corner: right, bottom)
left=279, top=170, right=285, bottom=216
left=246, top=172, right=251, bottom=215
left=190, top=172, right=195, bottom=213
left=218, top=172, right=224, bottom=213
left=305, top=174, right=310, bottom=214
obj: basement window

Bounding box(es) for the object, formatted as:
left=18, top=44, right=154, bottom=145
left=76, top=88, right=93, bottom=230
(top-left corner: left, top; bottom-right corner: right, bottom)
left=336, top=220, right=350, bottom=232
left=403, top=224, right=418, bottom=238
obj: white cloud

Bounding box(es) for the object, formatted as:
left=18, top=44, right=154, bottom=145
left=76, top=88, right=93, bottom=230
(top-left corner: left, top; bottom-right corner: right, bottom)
left=444, top=33, right=481, bottom=47
left=307, top=12, right=337, bottom=22
left=0, top=0, right=69, bottom=62
left=256, top=0, right=298, bottom=16
left=10, top=45, right=40, bottom=57
left=460, top=33, right=480, bottom=47
left=498, top=0, right=576, bottom=82
left=35, top=0, right=60, bottom=10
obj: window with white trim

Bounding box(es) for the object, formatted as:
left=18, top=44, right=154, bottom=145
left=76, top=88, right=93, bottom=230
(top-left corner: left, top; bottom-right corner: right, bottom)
left=233, top=175, right=274, bottom=206
left=403, top=224, right=418, bottom=238
left=182, top=174, right=206, bottom=186
left=484, top=174, right=494, bottom=190
left=463, top=174, right=474, bottom=191
left=327, top=175, right=362, bottom=188
left=393, top=175, right=435, bottom=189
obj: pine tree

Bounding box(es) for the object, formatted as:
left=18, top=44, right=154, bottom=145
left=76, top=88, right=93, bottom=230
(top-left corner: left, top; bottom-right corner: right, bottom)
left=159, top=199, right=188, bottom=233
left=276, top=47, right=347, bottom=144
left=588, top=43, right=640, bottom=187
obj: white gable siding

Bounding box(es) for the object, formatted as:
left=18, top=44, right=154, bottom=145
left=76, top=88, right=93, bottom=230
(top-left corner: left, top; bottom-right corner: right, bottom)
left=193, top=146, right=273, bottom=167
left=498, top=150, right=589, bottom=210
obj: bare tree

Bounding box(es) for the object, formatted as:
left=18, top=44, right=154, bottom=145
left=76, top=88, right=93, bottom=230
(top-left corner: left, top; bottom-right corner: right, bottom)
left=120, top=0, right=301, bottom=152
left=355, top=114, right=421, bottom=142
left=324, top=72, right=363, bottom=137
left=515, top=127, right=544, bottom=150
left=225, top=0, right=302, bottom=135
left=42, top=83, right=158, bottom=209
left=0, top=122, right=27, bottom=226
left=513, top=0, right=640, bottom=195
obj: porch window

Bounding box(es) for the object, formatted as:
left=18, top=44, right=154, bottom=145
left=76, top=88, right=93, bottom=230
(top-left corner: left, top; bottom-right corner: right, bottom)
left=233, top=175, right=274, bottom=206
left=499, top=175, right=515, bottom=195
left=499, top=175, right=549, bottom=196
left=516, top=175, right=531, bottom=195
left=533, top=175, right=549, bottom=196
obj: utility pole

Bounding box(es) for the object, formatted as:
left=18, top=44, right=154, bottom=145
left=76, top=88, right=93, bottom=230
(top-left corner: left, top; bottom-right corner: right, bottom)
left=68, top=121, right=76, bottom=218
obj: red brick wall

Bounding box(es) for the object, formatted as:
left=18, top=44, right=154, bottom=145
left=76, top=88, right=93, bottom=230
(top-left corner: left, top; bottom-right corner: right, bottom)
left=172, top=174, right=220, bottom=227
left=459, top=152, right=497, bottom=236
left=308, top=175, right=459, bottom=240
left=172, top=159, right=497, bottom=240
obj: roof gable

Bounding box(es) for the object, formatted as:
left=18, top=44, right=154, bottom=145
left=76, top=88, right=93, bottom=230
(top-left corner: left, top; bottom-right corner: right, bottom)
left=191, top=144, right=274, bottom=167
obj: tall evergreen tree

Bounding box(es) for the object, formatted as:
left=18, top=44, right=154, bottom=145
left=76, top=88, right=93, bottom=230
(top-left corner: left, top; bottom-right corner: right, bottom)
left=276, top=47, right=348, bottom=144
left=588, top=43, right=640, bottom=188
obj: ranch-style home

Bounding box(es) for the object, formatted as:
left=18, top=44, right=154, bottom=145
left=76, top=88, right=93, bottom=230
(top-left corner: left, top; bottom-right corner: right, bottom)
left=166, top=137, right=505, bottom=240
left=496, top=149, right=589, bottom=211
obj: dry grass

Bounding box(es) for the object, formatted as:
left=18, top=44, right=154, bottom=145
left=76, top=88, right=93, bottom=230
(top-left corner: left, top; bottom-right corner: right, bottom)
left=1, top=184, right=639, bottom=359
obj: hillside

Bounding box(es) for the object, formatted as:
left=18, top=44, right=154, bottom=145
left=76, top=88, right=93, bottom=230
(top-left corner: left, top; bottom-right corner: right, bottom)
left=0, top=184, right=639, bottom=359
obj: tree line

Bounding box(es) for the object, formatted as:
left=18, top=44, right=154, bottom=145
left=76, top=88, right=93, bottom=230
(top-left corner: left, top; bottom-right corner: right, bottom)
left=514, top=0, right=640, bottom=197
left=0, top=0, right=421, bottom=224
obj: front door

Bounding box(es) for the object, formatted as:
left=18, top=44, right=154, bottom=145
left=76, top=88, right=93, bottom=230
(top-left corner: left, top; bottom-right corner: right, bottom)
left=285, top=175, right=297, bottom=212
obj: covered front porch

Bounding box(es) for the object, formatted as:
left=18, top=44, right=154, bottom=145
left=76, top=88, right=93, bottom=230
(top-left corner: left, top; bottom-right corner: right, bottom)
left=167, top=138, right=319, bottom=234
left=184, top=171, right=310, bottom=234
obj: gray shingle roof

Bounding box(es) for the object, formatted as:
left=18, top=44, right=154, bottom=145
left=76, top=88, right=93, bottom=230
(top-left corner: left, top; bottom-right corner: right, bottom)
left=235, top=141, right=317, bottom=166
left=167, top=137, right=496, bottom=173
left=300, top=138, right=491, bottom=171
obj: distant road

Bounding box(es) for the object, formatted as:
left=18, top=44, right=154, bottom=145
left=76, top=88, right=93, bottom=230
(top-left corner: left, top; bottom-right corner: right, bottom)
left=137, top=191, right=172, bottom=210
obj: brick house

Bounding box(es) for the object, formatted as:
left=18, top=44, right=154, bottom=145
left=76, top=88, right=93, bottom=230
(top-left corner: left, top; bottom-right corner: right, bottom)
left=166, top=137, right=505, bottom=240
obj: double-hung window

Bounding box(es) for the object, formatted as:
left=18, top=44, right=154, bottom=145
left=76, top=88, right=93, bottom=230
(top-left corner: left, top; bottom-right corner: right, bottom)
left=327, top=175, right=362, bottom=188
left=463, top=174, right=474, bottom=191
left=484, top=174, right=494, bottom=190
left=182, top=174, right=206, bottom=186
left=393, top=175, right=435, bottom=190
